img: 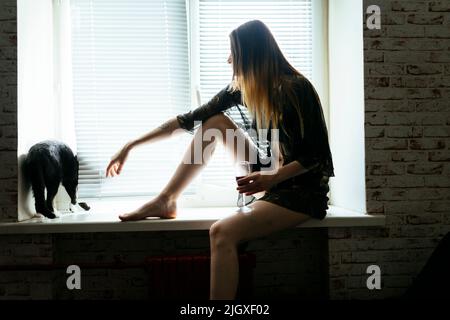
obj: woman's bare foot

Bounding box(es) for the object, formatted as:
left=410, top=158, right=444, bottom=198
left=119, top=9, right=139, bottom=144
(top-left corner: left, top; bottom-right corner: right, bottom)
left=119, top=194, right=177, bottom=221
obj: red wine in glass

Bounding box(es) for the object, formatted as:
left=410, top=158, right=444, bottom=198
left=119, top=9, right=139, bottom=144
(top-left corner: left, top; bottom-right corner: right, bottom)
left=235, top=161, right=251, bottom=212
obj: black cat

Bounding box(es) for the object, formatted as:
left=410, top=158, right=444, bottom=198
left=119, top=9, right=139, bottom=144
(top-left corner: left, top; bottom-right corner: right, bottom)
left=25, top=140, right=79, bottom=219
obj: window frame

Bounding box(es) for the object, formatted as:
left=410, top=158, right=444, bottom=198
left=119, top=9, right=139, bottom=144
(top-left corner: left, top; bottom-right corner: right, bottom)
left=18, top=0, right=372, bottom=224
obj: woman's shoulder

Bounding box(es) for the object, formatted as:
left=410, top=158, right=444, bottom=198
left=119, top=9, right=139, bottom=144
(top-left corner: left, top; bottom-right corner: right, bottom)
left=279, top=73, right=317, bottom=104
left=279, top=73, right=311, bottom=97
left=283, top=73, right=314, bottom=90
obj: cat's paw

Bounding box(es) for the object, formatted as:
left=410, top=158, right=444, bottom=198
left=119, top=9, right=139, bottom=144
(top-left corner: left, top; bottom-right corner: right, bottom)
left=36, top=206, right=57, bottom=219
left=69, top=202, right=91, bottom=212
left=37, top=209, right=57, bottom=219
left=43, top=212, right=57, bottom=219
left=78, top=202, right=90, bottom=211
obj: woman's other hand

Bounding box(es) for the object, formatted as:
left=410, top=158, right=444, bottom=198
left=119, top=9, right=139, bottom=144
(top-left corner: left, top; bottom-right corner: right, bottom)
left=106, top=142, right=133, bottom=177
left=236, top=171, right=277, bottom=195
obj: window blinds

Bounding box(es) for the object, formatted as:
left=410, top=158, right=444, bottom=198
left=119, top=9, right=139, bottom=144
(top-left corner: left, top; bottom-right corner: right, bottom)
left=71, top=0, right=314, bottom=200
left=197, top=0, right=313, bottom=188
left=71, top=0, right=191, bottom=198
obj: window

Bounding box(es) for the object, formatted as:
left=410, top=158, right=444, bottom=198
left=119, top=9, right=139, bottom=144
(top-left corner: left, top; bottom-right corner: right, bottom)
left=71, top=0, right=191, bottom=198
left=19, top=0, right=329, bottom=212
left=18, top=0, right=371, bottom=226
left=69, top=0, right=325, bottom=204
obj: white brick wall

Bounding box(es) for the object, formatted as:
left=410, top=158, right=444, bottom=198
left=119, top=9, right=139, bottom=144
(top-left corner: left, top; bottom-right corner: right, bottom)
left=328, top=0, right=450, bottom=299
left=0, top=0, right=16, bottom=222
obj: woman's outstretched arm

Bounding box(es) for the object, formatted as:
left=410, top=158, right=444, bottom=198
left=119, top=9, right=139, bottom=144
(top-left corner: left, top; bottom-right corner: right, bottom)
left=106, top=117, right=182, bottom=177
left=128, top=117, right=182, bottom=149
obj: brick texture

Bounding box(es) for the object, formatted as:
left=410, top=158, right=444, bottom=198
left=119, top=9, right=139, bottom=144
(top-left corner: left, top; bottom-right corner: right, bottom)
left=50, top=230, right=328, bottom=300
left=0, top=0, right=16, bottom=222
left=0, top=229, right=328, bottom=300
left=327, top=0, right=450, bottom=300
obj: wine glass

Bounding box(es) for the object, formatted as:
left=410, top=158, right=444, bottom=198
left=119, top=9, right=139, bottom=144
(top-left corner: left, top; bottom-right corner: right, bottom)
left=235, top=160, right=252, bottom=213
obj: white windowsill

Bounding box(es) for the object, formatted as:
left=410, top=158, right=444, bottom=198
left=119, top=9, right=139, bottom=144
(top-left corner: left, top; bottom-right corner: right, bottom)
left=1, top=204, right=385, bottom=234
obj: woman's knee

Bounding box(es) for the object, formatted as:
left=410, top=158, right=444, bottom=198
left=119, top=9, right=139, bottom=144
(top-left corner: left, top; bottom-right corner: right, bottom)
left=209, top=221, right=239, bottom=248
left=203, top=113, right=236, bottom=131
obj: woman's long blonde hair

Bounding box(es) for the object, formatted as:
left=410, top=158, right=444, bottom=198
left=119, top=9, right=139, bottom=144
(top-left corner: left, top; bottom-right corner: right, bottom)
left=229, top=20, right=304, bottom=130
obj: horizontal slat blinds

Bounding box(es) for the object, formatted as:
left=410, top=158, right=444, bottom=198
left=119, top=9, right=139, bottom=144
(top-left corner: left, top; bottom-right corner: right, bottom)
left=70, top=0, right=314, bottom=201
left=71, top=0, right=191, bottom=198
left=197, top=0, right=313, bottom=188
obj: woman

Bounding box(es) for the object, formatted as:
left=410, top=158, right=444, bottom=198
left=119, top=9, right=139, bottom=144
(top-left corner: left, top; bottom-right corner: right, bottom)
left=106, top=20, right=334, bottom=300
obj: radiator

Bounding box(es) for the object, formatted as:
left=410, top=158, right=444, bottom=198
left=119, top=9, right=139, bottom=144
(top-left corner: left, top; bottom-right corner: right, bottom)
left=145, top=252, right=256, bottom=300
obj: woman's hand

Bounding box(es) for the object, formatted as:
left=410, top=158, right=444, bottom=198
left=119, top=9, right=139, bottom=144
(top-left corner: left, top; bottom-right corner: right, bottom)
left=236, top=171, right=278, bottom=195
left=106, top=142, right=133, bottom=177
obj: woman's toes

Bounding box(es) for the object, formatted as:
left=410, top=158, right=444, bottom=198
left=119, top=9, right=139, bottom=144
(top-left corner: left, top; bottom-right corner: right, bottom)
left=118, top=197, right=177, bottom=221
left=118, top=213, right=130, bottom=221
left=118, top=212, right=140, bottom=221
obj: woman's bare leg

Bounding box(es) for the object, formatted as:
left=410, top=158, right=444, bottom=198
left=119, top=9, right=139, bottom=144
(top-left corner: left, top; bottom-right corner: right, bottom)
left=209, top=200, right=311, bottom=300
left=119, top=114, right=257, bottom=221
